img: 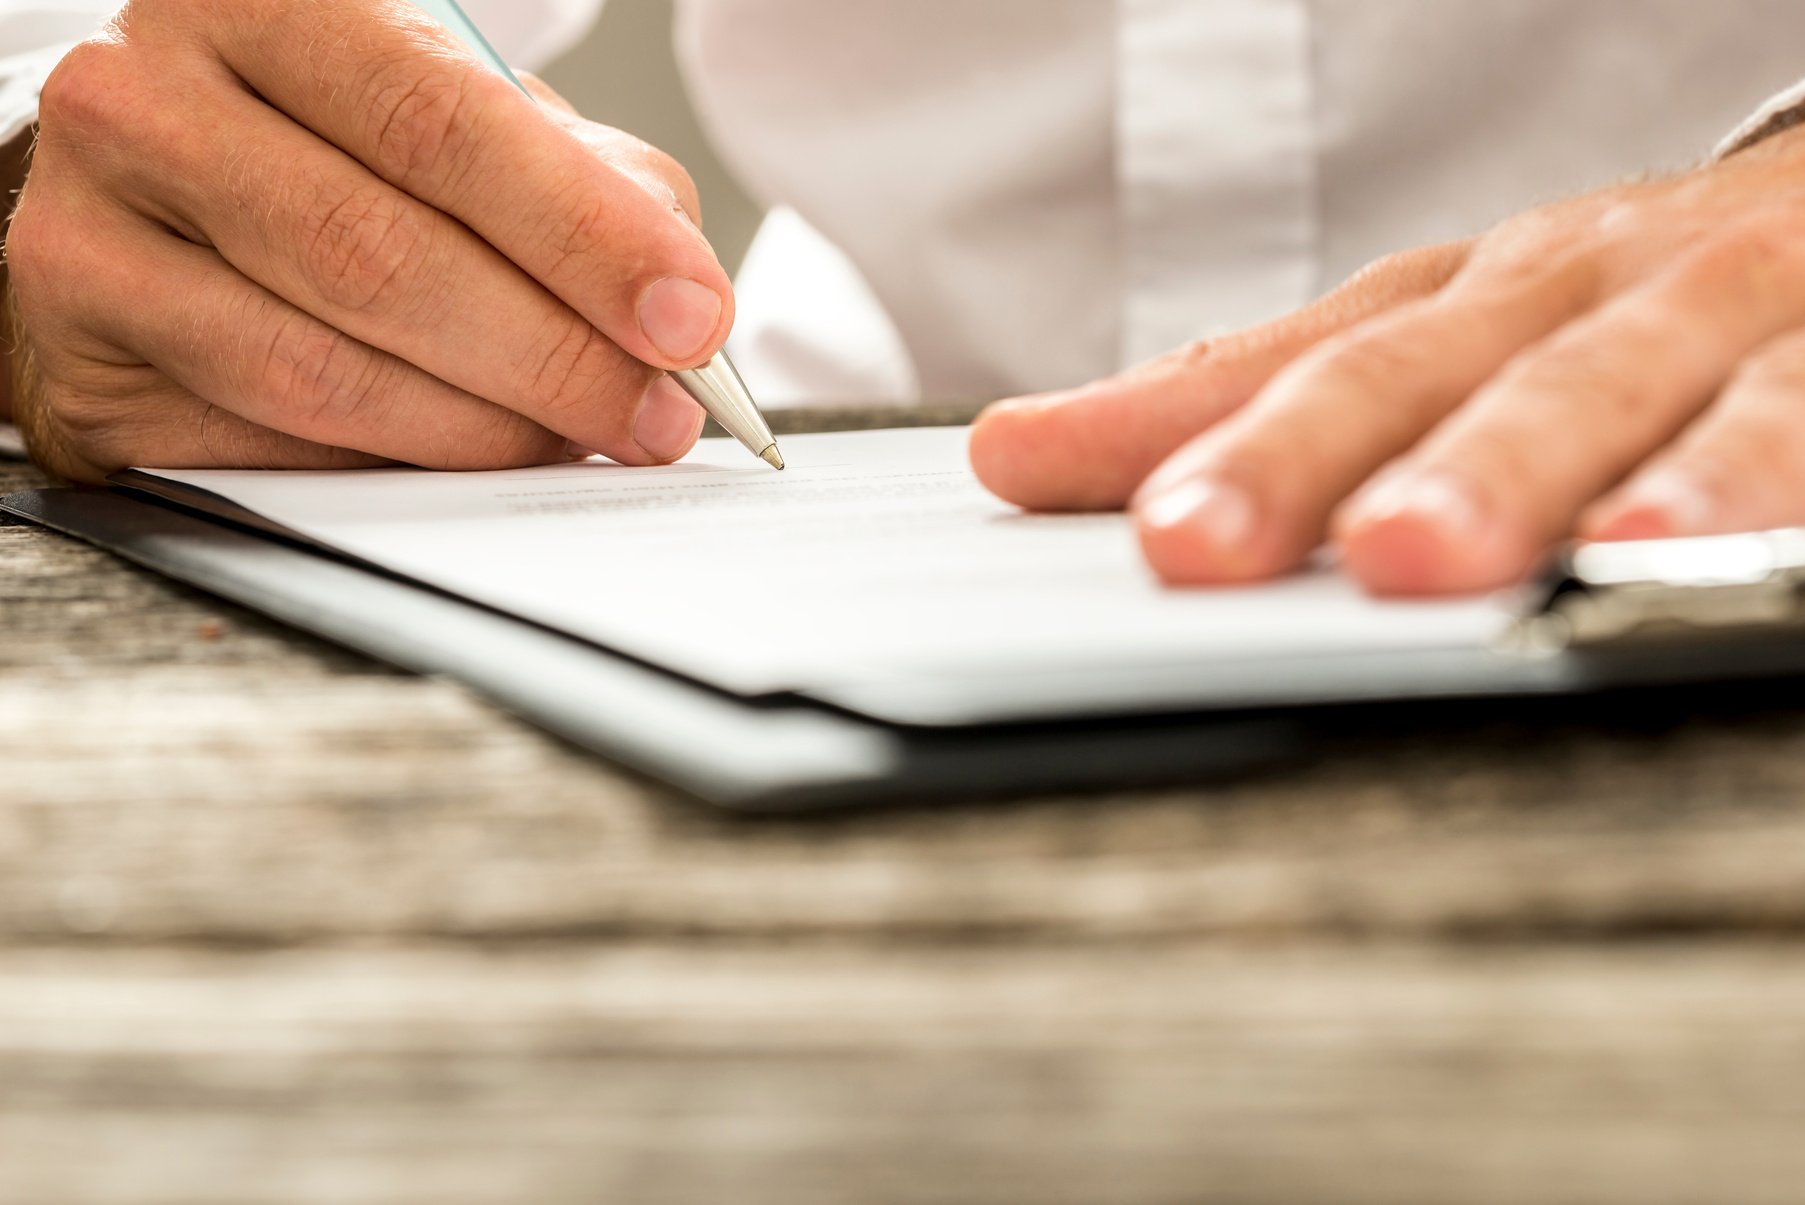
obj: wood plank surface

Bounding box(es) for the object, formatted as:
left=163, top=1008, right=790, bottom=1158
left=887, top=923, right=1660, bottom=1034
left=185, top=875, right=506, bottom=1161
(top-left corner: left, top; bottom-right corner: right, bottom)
left=6, top=423, right=1805, bottom=1202
left=5, top=941, right=1805, bottom=1205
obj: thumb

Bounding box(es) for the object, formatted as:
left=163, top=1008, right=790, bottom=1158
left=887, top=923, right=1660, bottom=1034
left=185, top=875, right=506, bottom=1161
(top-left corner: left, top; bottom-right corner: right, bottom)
left=969, top=240, right=1474, bottom=513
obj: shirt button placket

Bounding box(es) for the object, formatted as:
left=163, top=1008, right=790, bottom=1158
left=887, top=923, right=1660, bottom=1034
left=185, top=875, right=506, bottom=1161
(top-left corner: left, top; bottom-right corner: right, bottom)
left=1116, top=0, right=1320, bottom=370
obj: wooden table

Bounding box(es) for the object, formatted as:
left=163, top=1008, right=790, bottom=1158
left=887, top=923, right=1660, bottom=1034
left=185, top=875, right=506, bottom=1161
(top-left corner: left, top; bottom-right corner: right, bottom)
left=6, top=414, right=1805, bottom=1204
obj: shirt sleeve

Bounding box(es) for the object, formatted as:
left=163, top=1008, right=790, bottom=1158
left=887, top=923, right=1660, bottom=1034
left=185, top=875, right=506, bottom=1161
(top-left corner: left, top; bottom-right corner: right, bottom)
left=0, top=2, right=119, bottom=144
left=1716, top=78, right=1805, bottom=159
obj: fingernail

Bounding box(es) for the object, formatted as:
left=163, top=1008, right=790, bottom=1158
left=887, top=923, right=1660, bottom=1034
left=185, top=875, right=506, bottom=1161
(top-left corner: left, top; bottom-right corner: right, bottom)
left=1348, top=471, right=1490, bottom=542
left=1591, top=470, right=1716, bottom=539
left=1138, top=478, right=1258, bottom=550
left=982, top=395, right=1052, bottom=420
left=986, top=385, right=1102, bottom=418
left=633, top=375, right=705, bottom=462
left=638, top=277, right=723, bottom=362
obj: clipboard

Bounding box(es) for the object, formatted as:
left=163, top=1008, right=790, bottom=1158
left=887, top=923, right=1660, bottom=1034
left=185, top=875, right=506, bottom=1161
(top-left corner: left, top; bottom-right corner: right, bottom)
left=9, top=482, right=1805, bottom=810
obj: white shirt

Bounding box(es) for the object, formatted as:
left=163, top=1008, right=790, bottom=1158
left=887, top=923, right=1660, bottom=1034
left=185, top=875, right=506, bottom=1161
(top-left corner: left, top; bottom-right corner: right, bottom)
left=2, top=0, right=1804, bottom=410
left=679, top=0, right=1805, bottom=404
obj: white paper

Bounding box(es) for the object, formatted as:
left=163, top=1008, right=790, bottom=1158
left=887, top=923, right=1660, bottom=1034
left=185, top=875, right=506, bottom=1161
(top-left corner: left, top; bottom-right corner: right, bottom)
left=142, top=427, right=1519, bottom=696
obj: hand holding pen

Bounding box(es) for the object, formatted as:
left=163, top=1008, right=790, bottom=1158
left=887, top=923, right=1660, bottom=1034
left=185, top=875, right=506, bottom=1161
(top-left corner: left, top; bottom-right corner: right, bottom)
left=7, top=0, right=768, bottom=481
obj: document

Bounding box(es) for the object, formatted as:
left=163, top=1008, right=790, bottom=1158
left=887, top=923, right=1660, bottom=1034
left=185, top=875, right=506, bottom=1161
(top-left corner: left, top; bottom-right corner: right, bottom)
left=132, top=427, right=1520, bottom=713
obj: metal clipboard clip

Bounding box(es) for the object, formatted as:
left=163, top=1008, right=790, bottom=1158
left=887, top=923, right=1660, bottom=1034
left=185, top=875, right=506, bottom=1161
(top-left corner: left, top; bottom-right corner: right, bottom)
left=1508, top=529, right=1805, bottom=655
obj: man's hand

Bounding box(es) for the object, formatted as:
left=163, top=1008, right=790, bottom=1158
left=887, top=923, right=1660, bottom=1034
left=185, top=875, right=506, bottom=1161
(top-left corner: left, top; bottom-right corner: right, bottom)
left=7, top=0, right=731, bottom=481
left=971, top=126, right=1805, bottom=596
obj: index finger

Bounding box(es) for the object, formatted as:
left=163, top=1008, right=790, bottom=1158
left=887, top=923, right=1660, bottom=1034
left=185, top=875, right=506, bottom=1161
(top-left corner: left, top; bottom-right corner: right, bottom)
left=203, top=0, right=732, bottom=371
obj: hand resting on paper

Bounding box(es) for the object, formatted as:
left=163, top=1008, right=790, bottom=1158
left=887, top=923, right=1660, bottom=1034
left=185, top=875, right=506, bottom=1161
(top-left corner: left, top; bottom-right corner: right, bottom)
left=4, top=0, right=729, bottom=482
left=971, top=125, right=1805, bottom=597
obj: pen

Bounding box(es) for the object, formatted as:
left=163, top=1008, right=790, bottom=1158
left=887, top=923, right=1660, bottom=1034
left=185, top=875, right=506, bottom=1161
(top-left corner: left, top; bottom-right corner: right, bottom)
left=409, top=0, right=784, bottom=470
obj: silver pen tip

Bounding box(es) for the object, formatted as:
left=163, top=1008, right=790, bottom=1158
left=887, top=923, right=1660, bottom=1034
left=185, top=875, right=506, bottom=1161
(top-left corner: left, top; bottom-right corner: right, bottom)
left=759, top=444, right=785, bottom=471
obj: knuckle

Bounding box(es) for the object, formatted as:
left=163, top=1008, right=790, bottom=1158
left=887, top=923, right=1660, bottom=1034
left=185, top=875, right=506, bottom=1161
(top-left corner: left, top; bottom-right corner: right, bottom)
left=19, top=383, right=105, bottom=482
left=1472, top=198, right=1612, bottom=281
left=533, top=154, right=700, bottom=288
left=1442, top=424, right=1541, bottom=489
left=1454, top=236, right=1601, bottom=308
left=1587, top=197, right=1656, bottom=244
left=38, top=37, right=137, bottom=137
left=192, top=401, right=238, bottom=463
left=1112, top=336, right=1229, bottom=402
left=462, top=411, right=563, bottom=469
left=1690, top=224, right=1788, bottom=274
left=1682, top=222, right=1805, bottom=300
left=1489, top=332, right=1651, bottom=439
left=258, top=308, right=383, bottom=429
left=1675, top=348, right=1805, bottom=495
left=300, top=184, right=428, bottom=314
left=364, top=60, right=479, bottom=185
left=1165, top=338, right=1215, bottom=371
left=1701, top=408, right=1805, bottom=489
left=1343, top=242, right=1458, bottom=297
left=538, top=184, right=621, bottom=285
left=407, top=406, right=558, bottom=471
left=1501, top=333, right=1629, bottom=405
left=44, top=383, right=114, bottom=442
left=1731, top=335, right=1805, bottom=395
left=1125, top=337, right=1215, bottom=384
left=519, top=314, right=640, bottom=418
left=1313, top=325, right=1434, bottom=393
left=1334, top=253, right=1410, bottom=300
left=1492, top=201, right=1576, bottom=253
left=635, top=143, right=701, bottom=217
left=585, top=126, right=697, bottom=203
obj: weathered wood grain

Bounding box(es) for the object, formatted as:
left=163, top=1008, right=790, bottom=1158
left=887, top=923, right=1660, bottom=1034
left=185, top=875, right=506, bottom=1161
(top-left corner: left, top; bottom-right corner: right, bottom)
left=5, top=942, right=1805, bottom=1205
left=9, top=659, right=1805, bottom=945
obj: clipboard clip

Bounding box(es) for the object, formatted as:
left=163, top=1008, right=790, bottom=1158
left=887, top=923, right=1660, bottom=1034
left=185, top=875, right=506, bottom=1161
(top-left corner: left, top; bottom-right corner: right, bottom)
left=1510, top=528, right=1805, bottom=654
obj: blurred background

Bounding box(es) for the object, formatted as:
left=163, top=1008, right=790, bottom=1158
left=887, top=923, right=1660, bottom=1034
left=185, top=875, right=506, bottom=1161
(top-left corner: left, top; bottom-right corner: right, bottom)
left=540, top=0, right=764, bottom=273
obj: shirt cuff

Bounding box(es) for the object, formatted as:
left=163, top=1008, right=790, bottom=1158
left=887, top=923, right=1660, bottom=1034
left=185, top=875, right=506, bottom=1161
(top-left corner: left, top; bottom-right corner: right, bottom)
left=1716, top=78, right=1805, bottom=159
